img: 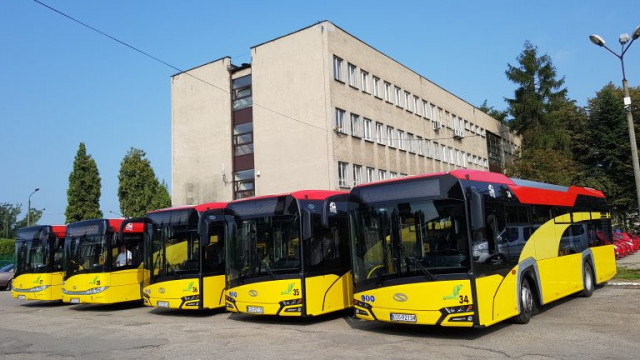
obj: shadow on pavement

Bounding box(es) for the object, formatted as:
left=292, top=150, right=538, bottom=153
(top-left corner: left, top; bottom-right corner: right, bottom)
left=68, top=300, right=143, bottom=312
left=149, top=306, right=227, bottom=318
left=20, top=300, right=68, bottom=308
left=227, top=308, right=351, bottom=326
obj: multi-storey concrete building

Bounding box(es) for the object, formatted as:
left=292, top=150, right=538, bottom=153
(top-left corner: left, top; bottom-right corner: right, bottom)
left=171, top=21, right=520, bottom=205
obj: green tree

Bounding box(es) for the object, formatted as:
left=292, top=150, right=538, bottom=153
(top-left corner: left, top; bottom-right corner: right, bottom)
left=118, top=148, right=171, bottom=218
left=65, top=143, right=103, bottom=223
left=0, top=203, right=44, bottom=239
left=505, top=41, right=568, bottom=135
left=478, top=100, right=508, bottom=123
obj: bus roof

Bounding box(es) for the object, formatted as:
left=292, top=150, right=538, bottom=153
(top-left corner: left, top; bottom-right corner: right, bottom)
left=148, top=202, right=227, bottom=214
left=231, top=190, right=347, bottom=204
left=51, top=225, right=66, bottom=239
left=353, top=169, right=605, bottom=207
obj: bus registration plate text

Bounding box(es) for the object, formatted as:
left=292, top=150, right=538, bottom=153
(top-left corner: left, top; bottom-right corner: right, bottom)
left=247, top=306, right=264, bottom=314
left=70, top=298, right=80, bottom=304
left=157, top=301, right=169, bottom=308
left=390, top=313, right=416, bottom=323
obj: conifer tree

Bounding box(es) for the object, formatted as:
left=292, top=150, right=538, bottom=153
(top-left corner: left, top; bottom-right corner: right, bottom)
left=65, top=143, right=103, bottom=222
left=118, top=148, right=171, bottom=218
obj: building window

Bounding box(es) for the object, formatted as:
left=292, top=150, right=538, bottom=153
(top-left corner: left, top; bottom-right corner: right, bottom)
left=389, top=171, right=398, bottom=179
left=456, top=149, right=461, bottom=166
left=463, top=152, right=467, bottom=168
left=338, top=162, right=349, bottom=188
left=353, top=164, right=363, bottom=186
left=351, top=113, right=362, bottom=138
left=423, top=101, right=430, bottom=119
left=407, top=133, right=415, bottom=153
left=333, top=56, right=343, bottom=82
left=397, top=130, right=405, bottom=150
left=394, top=86, right=402, bottom=107
left=360, top=70, right=369, bottom=93
left=233, top=122, right=254, bottom=156
left=366, top=167, right=376, bottom=183
left=441, top=144, right=447, bottom=162
left=348, top=63, right=357, bottom=87
left=400, top=173, right=408, bottom=178
left=372, top=76, right=380, bottom=97
left=433, top=142, right=440, bottom=160
left=387, top=126, right=395, bottom=148
left=363, top=118, right=372, bottom=141
left=335, top=108, right=346, bottom=133
left=378, top=169, right=386, bottom=180
left=376, top=122, right=384, bottom=144
left=404, top=91, right=411, bottom=111
left=384, top=82, right=391, bottom=102
left=232, top=75, right=252, bottom=110
left=234, top=169, right=255, bottom=199
left=414, top=96, right=420, bottom=115
left=449, top=147, right=455, bottom=165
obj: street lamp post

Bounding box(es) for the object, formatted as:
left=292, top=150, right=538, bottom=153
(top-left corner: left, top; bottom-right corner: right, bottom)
left=27, top=188, right=40, bottom=227
left=590, top=26, right=640, bottom=226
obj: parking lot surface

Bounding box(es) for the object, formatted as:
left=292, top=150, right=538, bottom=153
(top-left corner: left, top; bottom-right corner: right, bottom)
left=1, top=283, right=639, bottom=360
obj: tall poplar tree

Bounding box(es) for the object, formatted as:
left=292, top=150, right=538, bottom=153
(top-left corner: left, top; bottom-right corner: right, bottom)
left=118, top=147, right=171, bottom=218
left=65, top=143, right=103, bottom=222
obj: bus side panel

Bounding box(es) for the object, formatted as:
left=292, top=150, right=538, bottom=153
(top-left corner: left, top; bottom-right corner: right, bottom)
left=591, top=245, right=616, bottom=284
left=475, top=273, right=518, bottom=327
left=491, top=269, right=519, bottom=325
left=109, top=268, right=145, bottom=302
left=304, top=272, right=353, bottom=316
left=537, top=254, right=582, bottom=304
left=202, top=274, right=226, bottom=309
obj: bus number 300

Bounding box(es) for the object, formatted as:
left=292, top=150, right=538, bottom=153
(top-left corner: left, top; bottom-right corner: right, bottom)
left=459, top=295, right=469, bottom=304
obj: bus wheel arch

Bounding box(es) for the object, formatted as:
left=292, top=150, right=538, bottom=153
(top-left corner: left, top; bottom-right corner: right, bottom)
left=513, top=261, right=542, bottom=324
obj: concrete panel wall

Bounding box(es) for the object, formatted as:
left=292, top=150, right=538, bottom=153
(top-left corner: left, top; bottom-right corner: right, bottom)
left=172, top=58, right=233, bottom=205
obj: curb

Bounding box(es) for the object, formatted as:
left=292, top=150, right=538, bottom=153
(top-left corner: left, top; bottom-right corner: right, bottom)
left=606, top=281, right=640, bottom=287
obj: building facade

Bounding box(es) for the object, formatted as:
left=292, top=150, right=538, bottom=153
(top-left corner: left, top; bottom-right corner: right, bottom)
left=171, top=21, right=520, bottom=206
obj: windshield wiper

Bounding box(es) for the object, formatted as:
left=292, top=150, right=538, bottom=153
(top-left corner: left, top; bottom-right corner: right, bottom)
left=405, top=255, right=436, bottom=281
left=259, top=258, right=279, bottom=280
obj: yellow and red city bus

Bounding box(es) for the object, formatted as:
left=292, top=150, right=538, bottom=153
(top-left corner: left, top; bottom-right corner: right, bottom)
left=350, top=170, right=616, bottom=327
left=140, top=202, right=228, bottom=310
left=12, top=225, right=66, bottom=301
left=61, top=218, right=146, bottom=305
left=225, top=190, right=352, bottom=317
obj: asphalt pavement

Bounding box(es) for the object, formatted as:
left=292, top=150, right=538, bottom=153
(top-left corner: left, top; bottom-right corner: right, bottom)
left=1, top=282, right=639, bottom=360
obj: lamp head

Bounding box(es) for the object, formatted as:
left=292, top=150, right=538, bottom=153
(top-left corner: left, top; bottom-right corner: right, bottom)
left=633, top=25, right=640, bottom=40
left=35, top=188, right=40, bottom=192
left=590, top=34, right=605, bottom=46
left=620, top=33, right=630, bottom=45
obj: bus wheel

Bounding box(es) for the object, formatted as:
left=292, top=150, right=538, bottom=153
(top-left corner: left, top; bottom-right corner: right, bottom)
left=513, top=278, right=535, bottom=324
left=580, top=261, right=595, bottom=298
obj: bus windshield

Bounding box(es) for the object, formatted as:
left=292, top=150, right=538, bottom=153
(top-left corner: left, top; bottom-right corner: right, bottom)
left=227, top=214, right=301, bottom=285
left=147, top=210, right=200, bottom=281
left=66, top=233, right=109, bottom=276
left=351, top=198, right=469, bottom=288
left=15, top=227, right=63, bottom=275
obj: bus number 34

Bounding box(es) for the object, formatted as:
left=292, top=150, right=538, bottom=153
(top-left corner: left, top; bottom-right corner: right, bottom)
left=459, top=295, right=469, bottom=304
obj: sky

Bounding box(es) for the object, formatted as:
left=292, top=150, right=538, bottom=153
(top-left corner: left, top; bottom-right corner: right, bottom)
left=1, top=0, right=639, bottom=226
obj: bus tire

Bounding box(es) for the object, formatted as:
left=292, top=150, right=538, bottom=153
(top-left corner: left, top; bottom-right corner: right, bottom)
left=580, top=261, right=595, bottom=298
left=513, top=278, right=535, bottom=324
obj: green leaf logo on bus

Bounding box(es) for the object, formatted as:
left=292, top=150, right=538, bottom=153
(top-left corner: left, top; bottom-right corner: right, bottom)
left=32, top=276, right=41, bottom=284
left=89, top=276, right=99, bottom=285
left=281, top=283, right=295, bottom=295
left=443, top=284, right=463, bottom=300
left=183, top=281, right=197, bottom=293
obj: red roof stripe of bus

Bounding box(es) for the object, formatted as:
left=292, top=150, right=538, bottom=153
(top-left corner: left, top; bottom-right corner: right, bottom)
left=232, top=190, right=347, bottom=203
left=106, top=219, right=144, bottom=233
left=194, top=202, right=227, bottom=212
left=353, top=172, right=448, bottom=188
left=449, top=169, right=516, bottom=185
left=509, top=185, right=605, bottom=207
left=51, top=225, right=66, bottom=239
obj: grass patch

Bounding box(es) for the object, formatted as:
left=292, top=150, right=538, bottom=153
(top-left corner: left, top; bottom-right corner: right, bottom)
left=615, top=267, right=640, bottom=280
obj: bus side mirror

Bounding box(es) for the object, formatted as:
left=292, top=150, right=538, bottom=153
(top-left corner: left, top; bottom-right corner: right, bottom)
left=470, top=190, right=485, bottom=231
left=303, top=209, right=312, bottom=239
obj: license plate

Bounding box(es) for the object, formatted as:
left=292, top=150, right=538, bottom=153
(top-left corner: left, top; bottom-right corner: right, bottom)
left=157, top=301, right=169, bottom=308
left=70, top=298, right=80, bottom=304
left=246, top=306, right=264, bottom=314
left=18, top=295, right=25, bottom=300
left=390, top=313, right=417, bottom=323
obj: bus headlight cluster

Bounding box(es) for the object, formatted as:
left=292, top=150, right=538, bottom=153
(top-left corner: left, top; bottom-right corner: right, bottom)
left=281, top=299, right=302, bottom=306
left=284, top=307, right=302, bottom=313
left=450, top=315, right=474, bottom=322
left=443, top=305, right=473, bottom=314
left=182, top=295, right=199, bottom=301
left=85, top=286, right=107, bottom=294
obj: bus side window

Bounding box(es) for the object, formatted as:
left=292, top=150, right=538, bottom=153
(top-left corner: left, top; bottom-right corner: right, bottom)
left=473, top=201, right=509, bottom=276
